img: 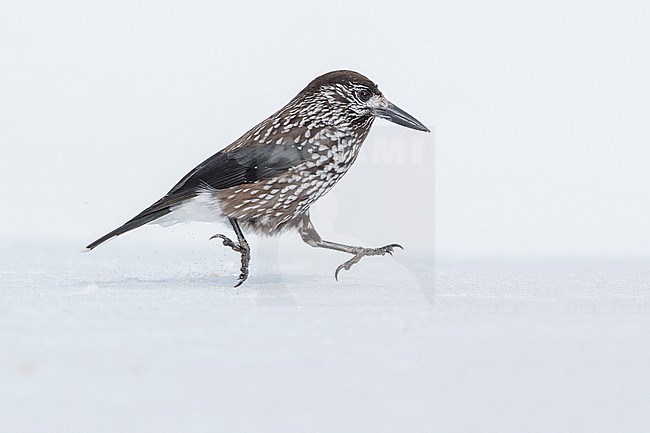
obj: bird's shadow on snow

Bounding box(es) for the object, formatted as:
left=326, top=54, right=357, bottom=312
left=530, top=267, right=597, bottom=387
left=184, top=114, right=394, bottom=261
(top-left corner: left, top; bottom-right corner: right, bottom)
left=74, top=270, right=432, bottom=306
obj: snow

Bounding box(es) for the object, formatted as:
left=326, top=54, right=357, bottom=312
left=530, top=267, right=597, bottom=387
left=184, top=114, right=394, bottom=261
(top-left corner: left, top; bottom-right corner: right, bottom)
left=1, top=240, right=649, bottom=433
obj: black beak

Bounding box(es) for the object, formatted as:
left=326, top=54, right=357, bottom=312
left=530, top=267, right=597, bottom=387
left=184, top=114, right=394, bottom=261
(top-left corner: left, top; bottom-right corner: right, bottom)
left=374, top=101, right=430, bottom=132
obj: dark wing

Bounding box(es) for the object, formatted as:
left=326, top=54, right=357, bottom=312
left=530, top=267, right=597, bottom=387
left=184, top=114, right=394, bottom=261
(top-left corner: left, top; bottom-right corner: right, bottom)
left=168, top=140, right=312, bottom=194
left=86, top=141, right=313, bottom=250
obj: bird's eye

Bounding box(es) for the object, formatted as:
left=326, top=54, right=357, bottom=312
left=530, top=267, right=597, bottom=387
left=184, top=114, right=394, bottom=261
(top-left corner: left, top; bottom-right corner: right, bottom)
left=357, top=89, right=372, bottom=102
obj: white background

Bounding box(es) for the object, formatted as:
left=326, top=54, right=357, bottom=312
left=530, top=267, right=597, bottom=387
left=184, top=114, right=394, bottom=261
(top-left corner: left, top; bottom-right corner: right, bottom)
left=2, top=0, right=649, bottom=257
left=1, top=2, right=650, bottom=433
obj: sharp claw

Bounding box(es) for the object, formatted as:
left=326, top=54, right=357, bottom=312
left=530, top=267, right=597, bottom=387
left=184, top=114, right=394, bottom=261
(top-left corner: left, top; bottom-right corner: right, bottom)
left=382, top=244, right=403, bottom=255
left=210, top=234, right=228, bottom=246
left=335, top=264, right=343, bottom=281
left=211, top=234, right=244, bottom=252
left=234, top=269, right=249, bottom=287
left=335, top=261, right=351, bottom=281
left=335, top=256, right=359, bottom=281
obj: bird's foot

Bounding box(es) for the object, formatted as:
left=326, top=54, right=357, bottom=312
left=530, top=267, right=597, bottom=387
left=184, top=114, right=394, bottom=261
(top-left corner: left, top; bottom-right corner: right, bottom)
left=210, top=234, right=244, bottom=253
left=210, top=234, right=251, bottom=287
left=335, top=244, right=403, bottom=281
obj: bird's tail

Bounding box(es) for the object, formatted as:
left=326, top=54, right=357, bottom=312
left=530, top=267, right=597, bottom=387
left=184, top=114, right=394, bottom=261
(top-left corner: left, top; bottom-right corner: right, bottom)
left=86, top=208, right=171, bottom=250
left=86, top=192, right=193, bottom=250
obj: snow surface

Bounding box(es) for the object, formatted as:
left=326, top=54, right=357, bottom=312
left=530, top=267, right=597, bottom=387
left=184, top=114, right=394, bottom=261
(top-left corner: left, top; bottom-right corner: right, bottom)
left=1, top=239, right=649, bottom=433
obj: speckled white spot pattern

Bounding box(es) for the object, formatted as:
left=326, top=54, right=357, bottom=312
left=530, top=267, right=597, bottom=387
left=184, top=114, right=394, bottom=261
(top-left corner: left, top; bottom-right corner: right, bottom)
left=155, top=73, right=381, bottom=235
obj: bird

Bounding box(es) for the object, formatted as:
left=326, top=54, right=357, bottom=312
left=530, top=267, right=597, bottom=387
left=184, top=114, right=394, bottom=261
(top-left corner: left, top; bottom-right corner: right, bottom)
left=87, top=70, right=430, bottom=286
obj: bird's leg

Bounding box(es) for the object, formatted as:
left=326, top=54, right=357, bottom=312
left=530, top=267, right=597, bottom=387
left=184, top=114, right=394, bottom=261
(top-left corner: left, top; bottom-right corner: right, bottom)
left=298, top=214, right=402, bottom=280
left=210, top=217, right=250, bottom=287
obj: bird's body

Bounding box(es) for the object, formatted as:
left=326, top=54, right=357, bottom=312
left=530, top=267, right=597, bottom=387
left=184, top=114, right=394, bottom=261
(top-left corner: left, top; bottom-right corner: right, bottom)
left=87, top=70, right=429, bottom=286
left=159, top=101, right=372, bottom=235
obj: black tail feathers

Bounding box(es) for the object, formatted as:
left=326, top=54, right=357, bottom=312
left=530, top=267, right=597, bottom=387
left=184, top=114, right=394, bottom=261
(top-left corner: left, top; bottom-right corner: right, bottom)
left=86, top=207, right=171, bottom=250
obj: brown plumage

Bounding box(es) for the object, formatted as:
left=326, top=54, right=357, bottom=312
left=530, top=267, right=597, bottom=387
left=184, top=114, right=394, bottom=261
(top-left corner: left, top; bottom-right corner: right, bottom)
left=87, top=70, right=429, bottom=286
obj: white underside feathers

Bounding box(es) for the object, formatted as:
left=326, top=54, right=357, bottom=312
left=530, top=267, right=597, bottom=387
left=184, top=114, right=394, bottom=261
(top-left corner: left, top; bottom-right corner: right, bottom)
left=152, top=191, right=225, bottom=227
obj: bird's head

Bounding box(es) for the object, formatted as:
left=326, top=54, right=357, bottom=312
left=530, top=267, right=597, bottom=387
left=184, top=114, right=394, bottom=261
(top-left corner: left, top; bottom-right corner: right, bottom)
left=299, top=70, right=430, bottom=132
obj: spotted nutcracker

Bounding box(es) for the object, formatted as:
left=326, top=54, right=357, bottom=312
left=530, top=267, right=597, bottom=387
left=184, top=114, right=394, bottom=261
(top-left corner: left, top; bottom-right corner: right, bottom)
left=87, top=70, right=430, bottom=286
